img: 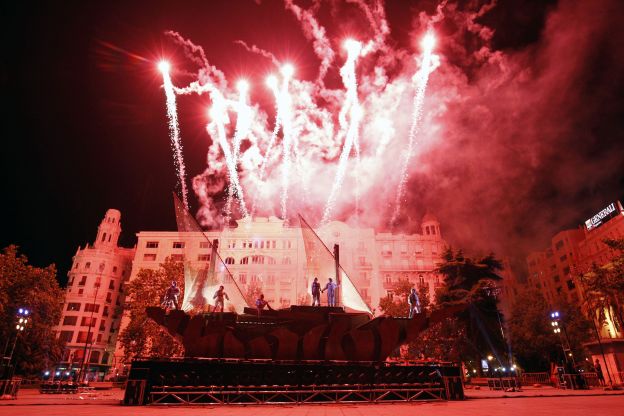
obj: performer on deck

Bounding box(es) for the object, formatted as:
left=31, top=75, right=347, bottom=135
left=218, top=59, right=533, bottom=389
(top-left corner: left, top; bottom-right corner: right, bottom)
left=321, top=278, right=339, bottom=307
left=161, top=281, right=180, bottom=310
left=311, top=277, right=321, bottom=306
left=213, top=285, right=229, bottom=312
left=408, top=288, right=421, bottom=318
left=255, top=294, right=274, bottom=316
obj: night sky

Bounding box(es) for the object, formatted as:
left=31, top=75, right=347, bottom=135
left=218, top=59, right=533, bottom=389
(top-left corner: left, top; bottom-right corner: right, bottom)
left=2, top=0, right=623, bottom=285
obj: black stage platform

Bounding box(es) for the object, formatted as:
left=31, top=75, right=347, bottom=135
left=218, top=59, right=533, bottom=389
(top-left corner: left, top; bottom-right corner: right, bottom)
left=123, top=358, right=464, bottom=405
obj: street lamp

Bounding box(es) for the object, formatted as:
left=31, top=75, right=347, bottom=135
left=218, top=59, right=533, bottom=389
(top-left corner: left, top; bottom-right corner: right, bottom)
left=550, top=311, right=575, bottom=366
left=2, top=308, right=31, bottom=396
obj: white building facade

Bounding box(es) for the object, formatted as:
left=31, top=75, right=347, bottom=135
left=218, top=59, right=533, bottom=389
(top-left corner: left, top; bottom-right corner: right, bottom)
left=54, top=209, right=134, bottom=381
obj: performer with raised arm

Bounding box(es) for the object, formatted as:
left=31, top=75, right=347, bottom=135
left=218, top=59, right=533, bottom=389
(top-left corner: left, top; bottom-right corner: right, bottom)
left=321, top=278, right=339, bottom=307
left=255, top=294, right=274, bottom=316
left=311, top=277, right=321, bottom=306
left=408, top=288, right=421, bottom=318
left=161, top=281, right=180, bottom=310
left=213, top=285, right=229, bottom=313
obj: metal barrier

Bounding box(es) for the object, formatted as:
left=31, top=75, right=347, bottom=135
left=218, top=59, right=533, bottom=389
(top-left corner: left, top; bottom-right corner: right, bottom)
left=486, top=377, right=520, bottom=390
left=0, top=378, right=22, bottom=399
left=521, top=372, right=550, bottom=385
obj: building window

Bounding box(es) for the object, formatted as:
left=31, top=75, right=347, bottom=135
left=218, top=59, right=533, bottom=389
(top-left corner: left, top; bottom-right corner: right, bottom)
left=84, top=303, right=100, bottom=313
left=74, top=263, right=79, bottom=269
left=103, top=306, right=109, bottom=317
left=251, top=274, right=259, bottom=283
left=267, top=257, right=276, bottom=265
left=146, top=241, right=159, bottom=248
left=385, top=274, right=392, bottom=284
left=172, top=242, right=185, bottom=249
left=200, top=241, right=211, bottom=249
left=225, top=257, right=235, bottom=265
left=228, top=240, right=236, bottom=249
left=272, top=241, right=277, bottom=249
left=254, top=241, right=259, bottom=249
left=358, top=256, right=366, bottom=265
left=76, top=332, right=93, bottom=343
left=267, top=275, right=276, bottom=284
left=112, top=266, right=118, bottom=274
left=143, top=253, right=157, bottom=261
left=67, top=303, right=81, bottom=312
left=108, top=280, right=115, bottom=290
left=240, top=257, right=249, bottom=265
left=62, top=316, right=78, bottom=326
left=106, top=292, right=112, bottom=303
left=170, top=254, right=184, bottom=262
left=59, top=331, right=73, bottom=343
left=282, top=257, right=292, bottom=265
left=198, top=254, right=210, bottom=262
left=85, top=262, right=91, bottom=270
left=239, top=274, right=247, bottom=284
left=566, top=280, right=576, bottom=290
left=99, top=321, right=106, bottom=331
left=80, top=317, right=97, bottom=327
left=78, top=276, right=87, bottom=286
left=89, top=351, right=100, bottom=364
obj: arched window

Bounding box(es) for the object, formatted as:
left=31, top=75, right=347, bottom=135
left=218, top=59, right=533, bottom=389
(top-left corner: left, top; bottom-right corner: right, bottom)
left=267, top=257, right=276, bottom=265
left=282, top=257, right=292, bottom=265
left=240, top=257, right=249, bottom=265
left=102, top=233, right=107, bottom=242
left=225, top=257, right=235, bottom=265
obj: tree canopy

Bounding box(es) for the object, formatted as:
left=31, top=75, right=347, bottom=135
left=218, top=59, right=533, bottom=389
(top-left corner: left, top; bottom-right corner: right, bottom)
left=508, top=289, right=592, bottom=371
left=118, top=257, right=184, bottom=363
left=0, top=245, right=65, bottom=376
left=580, top=237, right=624, bottom=337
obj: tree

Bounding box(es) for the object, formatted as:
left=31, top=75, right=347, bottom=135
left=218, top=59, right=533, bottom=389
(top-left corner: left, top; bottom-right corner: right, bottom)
left=428, top=248, right=506, bottom=366
left=118, top=257, right=184, bottom=363
left=378, top=279, right=413, bottom=317
left=508, top=289, right=592, bottom=371
left=580, top=237, right=624, bottom=337
left=0, top=246, right=64, bottom=376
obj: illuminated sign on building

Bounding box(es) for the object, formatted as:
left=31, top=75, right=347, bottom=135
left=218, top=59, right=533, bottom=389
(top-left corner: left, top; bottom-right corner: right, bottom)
left=585, top=201, right=622, bottom=231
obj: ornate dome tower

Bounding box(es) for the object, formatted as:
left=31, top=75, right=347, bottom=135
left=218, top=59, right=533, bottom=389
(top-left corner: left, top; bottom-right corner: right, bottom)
left=94, top=209, right=122, bottom=248
left=421, top=212, right=441, bottom=238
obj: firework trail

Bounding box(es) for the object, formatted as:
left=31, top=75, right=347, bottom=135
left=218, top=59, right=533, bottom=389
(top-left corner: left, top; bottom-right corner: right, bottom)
left=224, top=80, right=252, bottom=220
left=210, top=91, right=249, bottom=220
left=390, top=31, right=439, bottom=226
left=250, top=75, right=280, bottom=217
left=321, top=40, right=364, bottom=225
left=279, top=64, right=295, bottom=220
left=159, top=61, right=189, bottom=210
left=284, top=0, right=334, bottom=85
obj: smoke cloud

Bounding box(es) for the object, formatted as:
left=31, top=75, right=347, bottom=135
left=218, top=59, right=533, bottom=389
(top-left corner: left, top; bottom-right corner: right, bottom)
left=162, top=0, right=624, bottom=271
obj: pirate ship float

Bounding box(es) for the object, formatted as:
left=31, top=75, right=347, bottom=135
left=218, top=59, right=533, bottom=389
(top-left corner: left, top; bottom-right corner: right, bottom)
left=123, top=196, right=464, bottom=405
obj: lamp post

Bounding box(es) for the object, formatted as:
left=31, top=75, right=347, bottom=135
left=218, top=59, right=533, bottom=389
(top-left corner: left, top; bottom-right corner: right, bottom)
left=550, top=311, right=575, bottom=366
left=2, top=308, right=30, bottom=396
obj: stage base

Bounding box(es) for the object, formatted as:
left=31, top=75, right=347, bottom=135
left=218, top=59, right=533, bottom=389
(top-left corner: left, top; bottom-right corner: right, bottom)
left=123, top=358, right=464, bottom=405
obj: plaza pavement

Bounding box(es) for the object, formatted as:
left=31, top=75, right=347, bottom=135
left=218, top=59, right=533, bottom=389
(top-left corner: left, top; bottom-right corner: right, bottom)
left=1, top=387, right=623, bottom=416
